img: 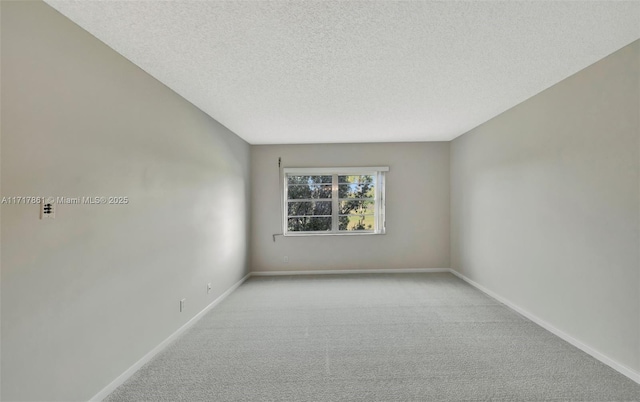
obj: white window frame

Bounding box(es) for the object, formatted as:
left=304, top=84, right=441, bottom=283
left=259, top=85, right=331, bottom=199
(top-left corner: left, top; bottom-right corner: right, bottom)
left=283, top=167, right=388, bottom=236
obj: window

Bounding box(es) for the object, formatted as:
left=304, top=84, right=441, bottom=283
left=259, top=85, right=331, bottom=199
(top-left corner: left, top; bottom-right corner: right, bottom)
left=283, top=167, right=388, bottom=235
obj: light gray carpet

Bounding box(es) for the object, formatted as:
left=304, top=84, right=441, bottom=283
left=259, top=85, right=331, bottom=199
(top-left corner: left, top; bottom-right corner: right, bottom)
left=105, top=273, right=640, bottom=401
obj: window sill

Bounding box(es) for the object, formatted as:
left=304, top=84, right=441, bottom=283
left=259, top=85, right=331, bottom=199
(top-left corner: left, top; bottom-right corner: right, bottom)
left=283, top=232, right=385, bottom=237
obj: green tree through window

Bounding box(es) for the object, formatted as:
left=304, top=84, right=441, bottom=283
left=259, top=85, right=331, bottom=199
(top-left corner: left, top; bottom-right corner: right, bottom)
left=286, top=175, right=332, bottom=232
left=338, top=175, right=375, bottom=231
left=284, top=168, right=387, bottom=235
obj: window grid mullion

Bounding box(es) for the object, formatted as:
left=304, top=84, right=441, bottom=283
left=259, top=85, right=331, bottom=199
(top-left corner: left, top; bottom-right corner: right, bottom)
left=331, top=174, right=339, bottom=233
left=287, top=199, right=332, bottom=202
left=374, top=171, right=379, bottom=232
left=288, top=215, right=332, bottom=218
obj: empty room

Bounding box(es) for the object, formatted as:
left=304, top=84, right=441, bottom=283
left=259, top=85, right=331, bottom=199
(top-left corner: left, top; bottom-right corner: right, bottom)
left=1, top=0, right=639, bottom=401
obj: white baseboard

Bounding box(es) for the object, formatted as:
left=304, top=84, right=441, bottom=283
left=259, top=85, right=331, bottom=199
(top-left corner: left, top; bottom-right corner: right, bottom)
left=449, top=269, right=640, bottom=385
left=89, top=273, right=251, bottom=401
left=250, top=268, right=450, bottom=276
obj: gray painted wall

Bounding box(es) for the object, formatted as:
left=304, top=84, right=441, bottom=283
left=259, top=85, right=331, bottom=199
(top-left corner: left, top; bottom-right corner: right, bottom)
left=451, top=41, right=640, bottom=373
left=1, top=2, right=250, bottom=401
left=251, top=143, right=450, bottom=272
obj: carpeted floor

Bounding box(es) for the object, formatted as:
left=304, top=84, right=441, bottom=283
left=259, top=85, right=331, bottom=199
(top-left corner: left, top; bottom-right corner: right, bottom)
left=105, top=273, right=640, bottom=401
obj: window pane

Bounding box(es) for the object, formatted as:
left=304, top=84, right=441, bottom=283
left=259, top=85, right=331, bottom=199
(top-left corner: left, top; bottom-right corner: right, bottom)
left=339, top=200, right=374, bottom=215
left=338, top=175, right=375, bottom=185
left=287, top=184, right=332, bottom=200
left=287, top=175, right=332, bottom=185
left=338, top=215, right=375, bottom=231
left=288, top=217, right=332, bottom=232
left=338, top=182, right=375, bottom=199
left=288, top=201, right=332, bottom=216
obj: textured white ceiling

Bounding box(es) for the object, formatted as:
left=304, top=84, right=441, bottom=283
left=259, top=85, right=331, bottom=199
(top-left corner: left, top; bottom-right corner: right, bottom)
left=44, top=1, right=640, bottom=144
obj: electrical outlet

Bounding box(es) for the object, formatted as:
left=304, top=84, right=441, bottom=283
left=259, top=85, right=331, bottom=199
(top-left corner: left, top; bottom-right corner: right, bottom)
left=283, top=256, right=289, bottom=263
left=180, top=298, right=186, bottom=312
left=40, top=198, right=55, bottom=219
left=207, top=283, right=212, bottom=294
